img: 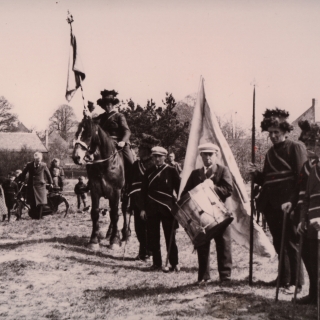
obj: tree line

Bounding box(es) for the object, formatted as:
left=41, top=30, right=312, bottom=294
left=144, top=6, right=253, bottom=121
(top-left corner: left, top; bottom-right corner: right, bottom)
left=0, top=94, right=269, bottom=181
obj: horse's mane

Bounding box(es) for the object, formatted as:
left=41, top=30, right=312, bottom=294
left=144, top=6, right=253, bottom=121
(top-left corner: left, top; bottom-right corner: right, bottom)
left=76, top=118, right=115, bottom=156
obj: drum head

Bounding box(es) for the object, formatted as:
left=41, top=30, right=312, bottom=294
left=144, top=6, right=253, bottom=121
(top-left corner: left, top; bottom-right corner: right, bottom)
left=193, top=216, right=234, bottom=248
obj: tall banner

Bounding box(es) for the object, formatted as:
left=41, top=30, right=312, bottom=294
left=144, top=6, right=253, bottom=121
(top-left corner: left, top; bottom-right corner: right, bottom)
left=65, top=28, right=86, bottom=102
left=180, top=77, right=275, bottom=258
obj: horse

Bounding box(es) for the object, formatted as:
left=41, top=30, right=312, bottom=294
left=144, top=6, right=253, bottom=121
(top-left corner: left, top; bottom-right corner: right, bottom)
left=72, top=114, right=126, bottom=250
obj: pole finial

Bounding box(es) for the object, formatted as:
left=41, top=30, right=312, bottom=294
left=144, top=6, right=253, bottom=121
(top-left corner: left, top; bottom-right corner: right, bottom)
left=250, top=78, right=258, bottom=88
left=67, top=11, right=74, bottom=24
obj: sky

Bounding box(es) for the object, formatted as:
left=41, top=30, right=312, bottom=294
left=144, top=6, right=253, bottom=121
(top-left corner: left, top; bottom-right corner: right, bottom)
left=1, top=0, right=320, bottom=131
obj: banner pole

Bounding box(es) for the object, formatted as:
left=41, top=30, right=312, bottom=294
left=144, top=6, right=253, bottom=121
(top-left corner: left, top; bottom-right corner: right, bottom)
left=249, top=85, right=256, bottom=285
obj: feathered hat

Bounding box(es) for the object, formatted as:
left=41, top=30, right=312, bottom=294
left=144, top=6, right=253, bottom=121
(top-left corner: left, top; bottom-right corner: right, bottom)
left=298, top=120, right=320, bottom=144
left=260, top=108, right=293, bottom=132
left=139, top=133, right=160, bottom=151
left=97, top=89, right=120, bottom=107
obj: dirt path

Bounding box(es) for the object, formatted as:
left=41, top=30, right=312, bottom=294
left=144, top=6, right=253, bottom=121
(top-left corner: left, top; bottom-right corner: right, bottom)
left=0, top=193, right=316, bottom=320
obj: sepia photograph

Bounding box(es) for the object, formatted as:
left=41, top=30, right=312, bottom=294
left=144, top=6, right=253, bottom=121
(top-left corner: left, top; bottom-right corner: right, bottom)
left=1, top=0, right=320, bottom=319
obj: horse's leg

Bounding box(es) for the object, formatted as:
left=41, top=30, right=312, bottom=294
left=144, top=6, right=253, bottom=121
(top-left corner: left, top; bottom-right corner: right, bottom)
left=87, top=192, right=101, bottom=251
left=106, top=222, right=113, bottom=241
left=63, top=196, right=70, bottom=218
left=121, top=194, right=132, bottom=241
left=108, top=191, right=121, bottom=249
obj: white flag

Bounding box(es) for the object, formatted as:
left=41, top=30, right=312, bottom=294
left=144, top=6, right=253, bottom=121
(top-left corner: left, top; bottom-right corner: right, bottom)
left=180, top=77, right=275, bottom=258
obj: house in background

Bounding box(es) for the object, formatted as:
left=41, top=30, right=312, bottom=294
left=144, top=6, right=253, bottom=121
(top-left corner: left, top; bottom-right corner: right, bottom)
left=291, top=99, right=317, bottom=140
left=0, top=132, right=48, bottom=156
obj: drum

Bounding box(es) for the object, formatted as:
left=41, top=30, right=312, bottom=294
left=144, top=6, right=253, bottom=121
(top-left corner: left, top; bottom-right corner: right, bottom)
left=172, top=179, right=233, bottom=247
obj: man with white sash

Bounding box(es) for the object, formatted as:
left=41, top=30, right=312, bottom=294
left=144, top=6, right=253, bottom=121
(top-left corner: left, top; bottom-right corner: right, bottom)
left=181, top=143, right=233, bottom=284
left=140, top=146, right=181, bottom=272
left=294, top=120, right=320, bottom=305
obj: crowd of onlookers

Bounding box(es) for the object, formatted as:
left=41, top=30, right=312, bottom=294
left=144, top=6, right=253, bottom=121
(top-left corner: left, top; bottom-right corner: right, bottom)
left=0, top=156, right=90, bottom=221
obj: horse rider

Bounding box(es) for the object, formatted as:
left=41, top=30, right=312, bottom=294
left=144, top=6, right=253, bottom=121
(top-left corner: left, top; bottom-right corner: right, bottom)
left=248, top=108, right=307, bottom=294
left=18, top=152, right=53, bottom=219
left=128, top=134, right=159, bottom=261
left=181, top=143, right=233, bottom=284
left=93, top=90, right=134, bottom=184
left=140, top=146, right=181, bottom=272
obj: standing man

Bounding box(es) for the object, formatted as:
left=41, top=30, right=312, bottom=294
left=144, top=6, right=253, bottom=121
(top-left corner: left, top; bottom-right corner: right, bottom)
left=291, top=120, right=320, bottom=305
left=140, top=146, right=181, bottom=271
left=248, top=108, right=307, bottom=294
left=18, top=152, right=53, bottom=219
left=181, top=143, right=233, bottom=284
left=167, top=152, right=182, bottom=175
left=128, top=134, right=158, bottom=261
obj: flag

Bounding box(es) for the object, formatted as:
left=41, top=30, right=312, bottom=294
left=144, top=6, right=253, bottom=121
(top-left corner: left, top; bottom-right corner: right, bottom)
left=65, top=31, right=85, bottom=102
left=179, top=77, right=276, bottom=258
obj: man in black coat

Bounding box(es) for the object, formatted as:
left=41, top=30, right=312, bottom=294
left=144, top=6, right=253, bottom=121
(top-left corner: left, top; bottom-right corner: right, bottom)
left=19, top=152, right=53, bottom=219
left=181, top=143, right=233, bottom=284
left=248, top=108, right=307, bottom=294
left=128, top=134, right=158, bottom=261
left=140, top=146, right=181, bottom=271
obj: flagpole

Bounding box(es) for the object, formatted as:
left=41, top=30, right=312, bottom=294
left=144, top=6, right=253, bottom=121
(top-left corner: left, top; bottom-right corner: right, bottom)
left=66, top=11, right=87, bottom=110
left=249, top=85, right=256, bottom=285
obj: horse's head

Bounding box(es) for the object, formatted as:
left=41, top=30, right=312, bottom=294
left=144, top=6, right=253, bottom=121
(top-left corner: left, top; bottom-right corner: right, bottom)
left=72, top=115, right=97, bottom=165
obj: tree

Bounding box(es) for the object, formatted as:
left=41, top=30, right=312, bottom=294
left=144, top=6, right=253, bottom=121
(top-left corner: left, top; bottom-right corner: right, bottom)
left=49, top=105, right=78, bottom=141
left=120, top=93, right=189, bottom=160
left=0, top=146, right=34, bottom=182
left=0, top=96, right=18, bottom=132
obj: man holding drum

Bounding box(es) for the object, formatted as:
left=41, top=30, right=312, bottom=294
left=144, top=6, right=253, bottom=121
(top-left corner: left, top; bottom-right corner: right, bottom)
left=181, top=143, right=233, bottom=284
left=140, top=146, right=181, bottom=272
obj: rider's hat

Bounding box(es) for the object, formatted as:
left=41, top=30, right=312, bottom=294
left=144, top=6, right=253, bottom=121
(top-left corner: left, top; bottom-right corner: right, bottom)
left=151, top=146, right=168, bottom=156
left=260, top=108, right=293, bottom=132
left=97, top=89, right=120, bottom=107
left=198, top=143, right=220, bottom=153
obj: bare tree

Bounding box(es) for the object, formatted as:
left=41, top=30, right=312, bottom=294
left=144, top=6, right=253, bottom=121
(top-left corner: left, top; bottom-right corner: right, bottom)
left=49, top=105, right=78, bottom=141
left=0, top=96, right=18, bottom=132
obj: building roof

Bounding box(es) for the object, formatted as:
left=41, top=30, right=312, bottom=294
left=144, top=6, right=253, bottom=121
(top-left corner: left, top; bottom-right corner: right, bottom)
left=48, top=130, right=69, bottom=148
left=0, top=132, right=48, bottom=153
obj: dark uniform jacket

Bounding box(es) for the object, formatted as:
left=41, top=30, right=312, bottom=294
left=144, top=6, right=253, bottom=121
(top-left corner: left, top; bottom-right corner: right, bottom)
left=300, top=162, right=320, bottom=239
left=254, top=139, right=307, bottom=212
left=291, top=151, right=319, bottom=225
left=181, top=164, right=233, bottom=202
left=141, top=164, right=180, bottom=214
left=128, top=158, right=154, bottom=210
left=168, top=161, right=182, bottom=175
left=19, top=161, right=53, bottom=206
left=93, top=110, right=131, bottom=142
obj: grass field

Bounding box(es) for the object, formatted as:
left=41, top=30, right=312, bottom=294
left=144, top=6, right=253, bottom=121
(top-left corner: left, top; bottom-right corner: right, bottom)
left=0, top=180, right=317, bottom=320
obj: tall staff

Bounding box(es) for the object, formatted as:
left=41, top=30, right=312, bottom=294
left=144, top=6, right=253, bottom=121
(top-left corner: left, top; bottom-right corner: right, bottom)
left=249, top=85, right=255, bottom=285
left=65, top=11, right=86, bottom=108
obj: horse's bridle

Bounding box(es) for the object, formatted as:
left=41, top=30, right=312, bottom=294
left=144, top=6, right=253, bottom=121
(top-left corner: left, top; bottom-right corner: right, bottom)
left=74, top=128, right=123, bottom=165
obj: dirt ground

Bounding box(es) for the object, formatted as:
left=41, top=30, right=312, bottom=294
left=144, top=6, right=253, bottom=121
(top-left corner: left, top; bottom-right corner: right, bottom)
left=0, top=180, right=317, bottom=320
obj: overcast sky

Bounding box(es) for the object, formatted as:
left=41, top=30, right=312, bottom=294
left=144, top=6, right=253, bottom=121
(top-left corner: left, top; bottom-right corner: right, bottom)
left=1, top=0, right=320, bottom=131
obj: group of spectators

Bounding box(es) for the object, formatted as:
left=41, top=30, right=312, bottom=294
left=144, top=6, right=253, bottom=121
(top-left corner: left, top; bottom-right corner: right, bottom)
left=0, top=156, right=65, bottom=221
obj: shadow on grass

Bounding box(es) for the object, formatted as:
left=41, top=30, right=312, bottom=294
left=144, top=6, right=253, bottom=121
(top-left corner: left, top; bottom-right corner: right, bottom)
left=83, top=285, right=317, bottom=320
